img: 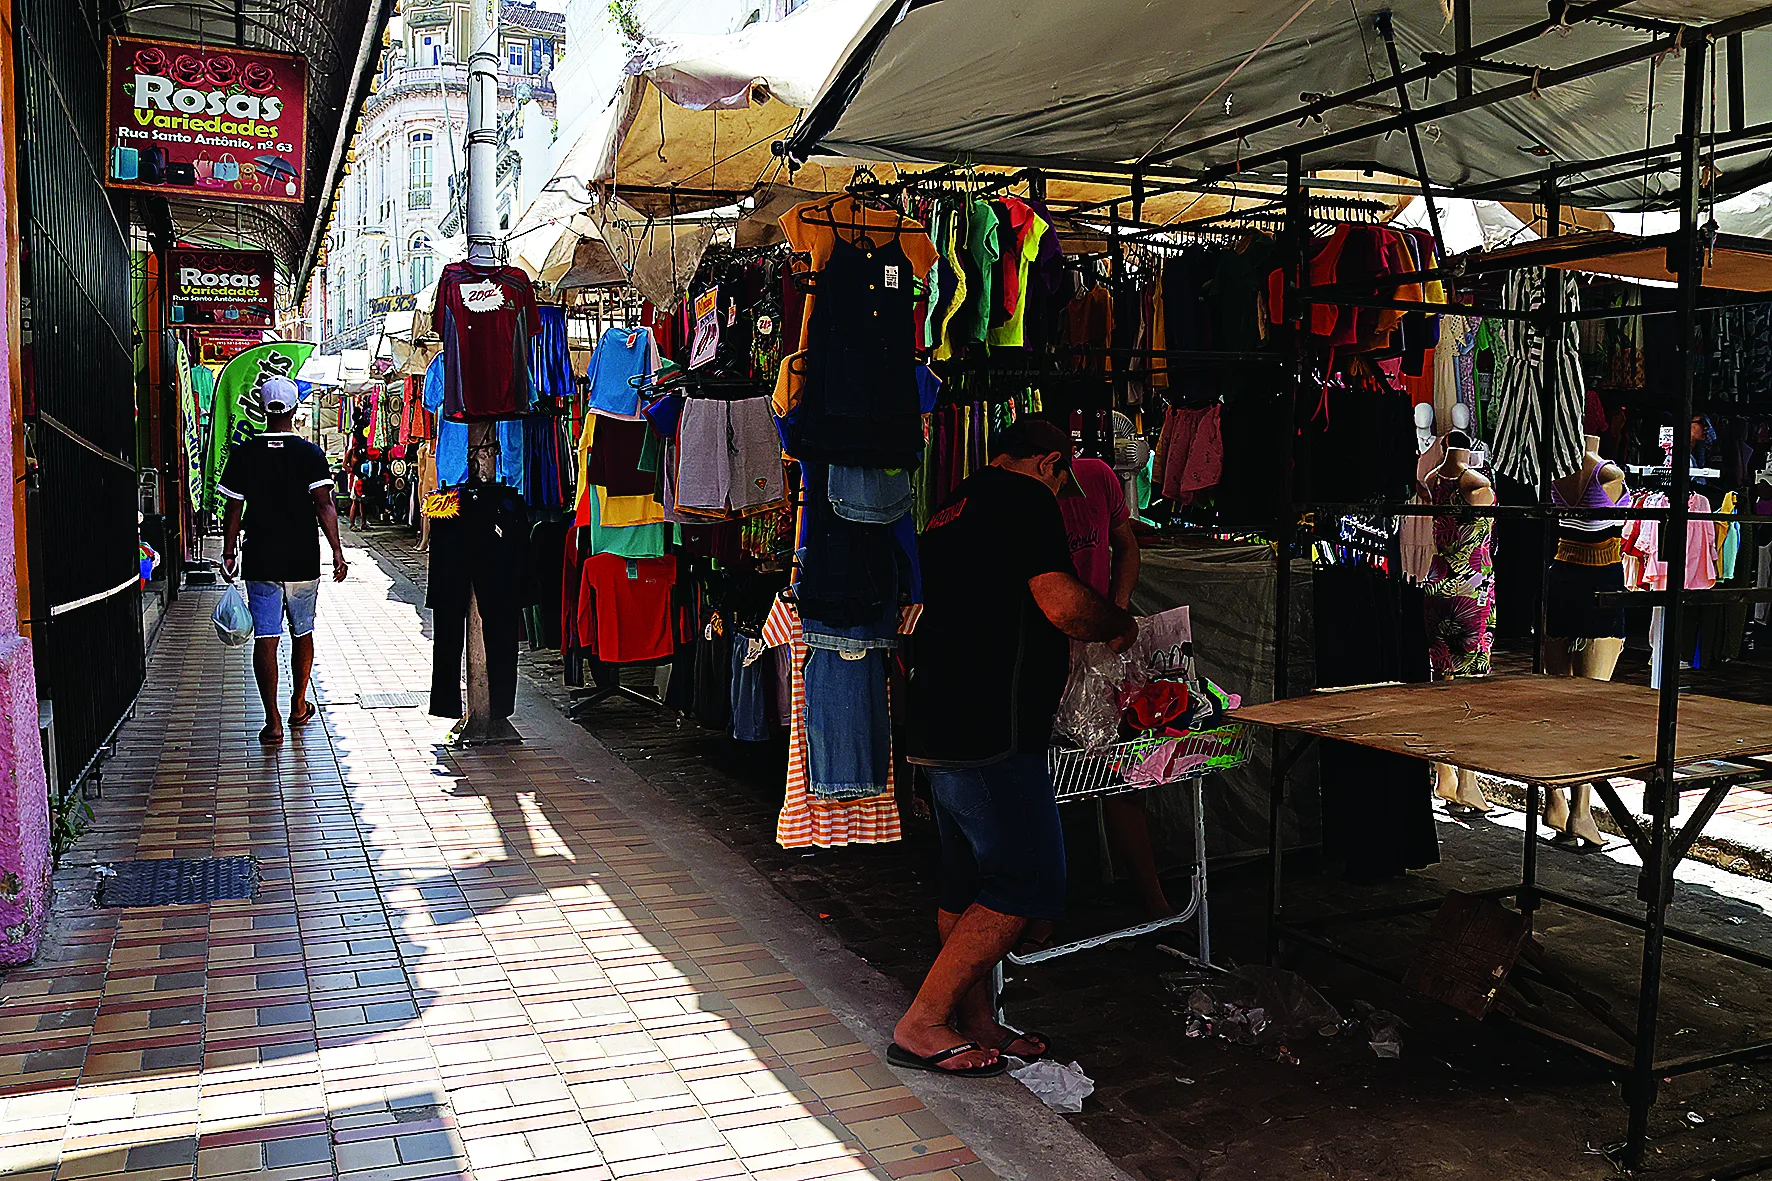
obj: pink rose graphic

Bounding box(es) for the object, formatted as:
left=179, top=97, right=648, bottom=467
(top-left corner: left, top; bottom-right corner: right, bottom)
left=172, top=54, right=207, bottom=85
left=239, top=61, right=276, bottom=95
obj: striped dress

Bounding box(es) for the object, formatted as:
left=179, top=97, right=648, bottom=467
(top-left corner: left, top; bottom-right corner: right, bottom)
left=1489, top=268, right=1585, bottom=488
left=761, top=596, right=903, bottom=848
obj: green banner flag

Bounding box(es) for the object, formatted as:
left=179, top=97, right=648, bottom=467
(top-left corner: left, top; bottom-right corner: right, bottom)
left=205, top=341, right=315, bottom=514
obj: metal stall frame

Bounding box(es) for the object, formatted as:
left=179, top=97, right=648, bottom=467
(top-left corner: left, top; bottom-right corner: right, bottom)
left=780, top=1, right=1772, bottom=1166
left=1242, top=12, right=1772, bottom=1172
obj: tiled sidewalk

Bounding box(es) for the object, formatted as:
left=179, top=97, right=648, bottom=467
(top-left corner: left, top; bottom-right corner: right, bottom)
left=0, top=539, right=995, bottom=1181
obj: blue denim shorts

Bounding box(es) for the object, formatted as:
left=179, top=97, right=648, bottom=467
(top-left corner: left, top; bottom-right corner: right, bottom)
left=246, top=579, right=319, bottom=639
left=924, top=753, right=1066, bottom=921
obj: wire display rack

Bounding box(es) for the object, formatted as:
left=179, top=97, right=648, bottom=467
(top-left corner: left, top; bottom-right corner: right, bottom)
left=1049, top=724, right=1254, bottom=802
left=997, top=722, right=1255, bottom=1028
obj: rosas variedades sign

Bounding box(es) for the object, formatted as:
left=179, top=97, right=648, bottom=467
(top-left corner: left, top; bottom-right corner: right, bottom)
left=104, top=36, right=307, bottom=205
left=169, top=247, right=274, bottom=327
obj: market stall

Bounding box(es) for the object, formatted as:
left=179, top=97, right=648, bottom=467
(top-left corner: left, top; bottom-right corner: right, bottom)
left=770, top=0, right=1772, bottom=1168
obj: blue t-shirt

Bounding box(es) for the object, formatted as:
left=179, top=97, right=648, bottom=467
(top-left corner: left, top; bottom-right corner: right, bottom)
left=587, top=327, right=653, bottom=417
left=428, top=356, right=526, bottom=492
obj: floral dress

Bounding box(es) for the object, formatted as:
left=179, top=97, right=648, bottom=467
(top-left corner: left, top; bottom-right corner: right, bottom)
left=1422, top=470, right=1495, bottom=678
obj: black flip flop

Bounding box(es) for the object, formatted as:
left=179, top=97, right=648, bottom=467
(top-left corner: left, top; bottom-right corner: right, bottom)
left=289, top=701, right=317, bottom=728
left=998, top=1029, right=1050, bottom=1060
left=258, top=725, right=284, bottom=746
left=886, top=1041, right=1007, bottom=1078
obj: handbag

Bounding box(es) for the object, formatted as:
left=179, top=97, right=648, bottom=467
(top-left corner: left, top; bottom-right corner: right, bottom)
left=213, top=153, right=240, bottom=182
left=166, top=160, right=196, bottom=186
left=109, top=146, right=138, bottom=181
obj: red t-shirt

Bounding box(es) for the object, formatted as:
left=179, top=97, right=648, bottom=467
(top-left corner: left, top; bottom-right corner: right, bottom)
left=1059, top=457, right=1130, bottom=598
left=434, top=262, right=540, bottom=420
left=581, top=554, right=676, bottom=663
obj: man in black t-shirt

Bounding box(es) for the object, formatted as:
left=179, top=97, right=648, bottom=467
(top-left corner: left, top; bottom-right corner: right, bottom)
left=891, top=419, right=1137, bottom=1078
left=219, top=378, right=349, bottom=745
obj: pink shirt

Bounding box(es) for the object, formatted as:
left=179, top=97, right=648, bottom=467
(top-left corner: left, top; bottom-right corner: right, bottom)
left=1059, top=458, right=1130, bottom=597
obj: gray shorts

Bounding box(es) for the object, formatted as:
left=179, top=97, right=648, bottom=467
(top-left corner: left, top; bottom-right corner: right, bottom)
left=674, top=396, right=784, bottom=512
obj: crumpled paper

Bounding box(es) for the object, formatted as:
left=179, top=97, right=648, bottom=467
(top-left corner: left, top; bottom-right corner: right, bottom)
left=1008, top=1058, right=1095, bottom=1113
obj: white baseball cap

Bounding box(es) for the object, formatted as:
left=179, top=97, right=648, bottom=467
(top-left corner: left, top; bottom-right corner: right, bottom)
left=262, top=377, right=300, bottom=414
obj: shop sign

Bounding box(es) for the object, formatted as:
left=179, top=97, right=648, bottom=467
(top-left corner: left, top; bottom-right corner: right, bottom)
left=170, top=247, right=274, bottom=326
left=369, top=293, right=417, bottom=317
left=197, top=332, right=265, bottom=364
left=104, top=36, right=308, bottom=205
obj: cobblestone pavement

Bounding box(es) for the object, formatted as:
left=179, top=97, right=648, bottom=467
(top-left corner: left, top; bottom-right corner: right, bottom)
left=0, top=531, right=1028, bottom=1181
left=353, top=529, right=1772, bottom=1181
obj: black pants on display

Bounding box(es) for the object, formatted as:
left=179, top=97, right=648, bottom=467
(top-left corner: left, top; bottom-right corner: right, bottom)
left=428, top=484, right=531, bottom=719
left=1313, top=561, right=1439, bottom=881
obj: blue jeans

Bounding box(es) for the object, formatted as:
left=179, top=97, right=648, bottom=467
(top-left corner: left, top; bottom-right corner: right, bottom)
left=801, top=644, right=891, bottom=801
left=828, top=465, right=913, bottom=524
left=925, top=754, right=1066, bottom=921
left=730, top=640, right=772, bottom=743
left=246, top=580, right=319, bottom=639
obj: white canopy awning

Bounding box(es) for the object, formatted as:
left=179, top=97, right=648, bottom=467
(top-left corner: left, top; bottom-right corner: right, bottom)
left=788, top=0, right=1772, bottom=209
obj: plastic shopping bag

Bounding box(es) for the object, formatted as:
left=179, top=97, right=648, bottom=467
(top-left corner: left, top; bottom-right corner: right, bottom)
left=212, top=585, right=254, bottom=648
left=1053, top=642, right=1129, bottom=751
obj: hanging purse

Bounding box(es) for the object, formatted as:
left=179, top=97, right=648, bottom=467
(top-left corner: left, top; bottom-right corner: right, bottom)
left=214, top=153, right=240, bottom=182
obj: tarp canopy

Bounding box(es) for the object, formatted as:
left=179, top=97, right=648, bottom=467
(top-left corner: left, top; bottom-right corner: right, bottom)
left=788, top=0, right=1772, bottom=209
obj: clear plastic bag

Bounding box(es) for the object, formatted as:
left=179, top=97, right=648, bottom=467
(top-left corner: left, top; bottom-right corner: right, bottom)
left=212, top=585, right=254, bottom=648
left=1053, top=642, right=1129, bottom=751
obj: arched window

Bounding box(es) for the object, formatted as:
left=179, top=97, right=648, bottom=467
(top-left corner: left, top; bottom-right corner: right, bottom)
left=379, top=241, right=393, bottom=296
left=409, top=130, right=433, bottom=192
left=409, top=233, right=435, bottom=292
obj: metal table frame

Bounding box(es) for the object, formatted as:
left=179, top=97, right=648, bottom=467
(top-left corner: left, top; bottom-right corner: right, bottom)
left=1249, top=700, right=1772, bottom=1171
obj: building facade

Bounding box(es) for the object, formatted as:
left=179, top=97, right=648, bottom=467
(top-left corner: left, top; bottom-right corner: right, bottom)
left=315, top=0, right=563, bottom=353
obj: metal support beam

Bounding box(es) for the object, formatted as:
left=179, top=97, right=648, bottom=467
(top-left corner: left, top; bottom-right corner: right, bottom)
left=1378, top=11, right=1446, bottom=257
left=1623, top=33, right=1709, bottom=1169
left=1266, top=157, right=1307, bottom=967
left=1206, top=30, right=1691, bottom=181
left=1149, top=0, right=1640, bottom=165
left=1532, top=176, right=1560, bottom=675
left=1728, top=34, right=1746, bottom=131
left=1454, top=0, right=1473, bottom=100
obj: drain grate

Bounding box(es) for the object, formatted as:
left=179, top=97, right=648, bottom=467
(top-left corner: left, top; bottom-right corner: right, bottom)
left=94, top=857, right=259, bottom=907
left=358, top=691, right=427, bottom=709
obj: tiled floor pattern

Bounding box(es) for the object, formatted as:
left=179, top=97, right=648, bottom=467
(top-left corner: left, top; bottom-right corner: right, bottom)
left=0, top=539, right=993, bottom=1181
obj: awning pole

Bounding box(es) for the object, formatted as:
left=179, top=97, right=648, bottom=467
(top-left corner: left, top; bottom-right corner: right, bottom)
left=1626, top=27, right=1708, bottom=1168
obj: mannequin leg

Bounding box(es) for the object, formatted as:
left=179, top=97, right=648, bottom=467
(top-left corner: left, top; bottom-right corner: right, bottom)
left=1434, top=762, right=1489, bottom=811
left=1454, top=767, right=1488, bottom=811
left=1566, top=781, right=1605, bottom=845
left=1433, top=761, right=1461, bottom=802
left=1544, top=786, right=1571, bottom=833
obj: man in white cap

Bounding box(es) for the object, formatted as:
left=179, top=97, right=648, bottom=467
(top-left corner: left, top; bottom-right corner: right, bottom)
left=218, top=377, right=349, bottom=745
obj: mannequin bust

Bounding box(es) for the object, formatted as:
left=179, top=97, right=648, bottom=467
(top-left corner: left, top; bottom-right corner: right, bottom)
left=1543, top=433, right=1627, bottom=850
left=1426, top=432, right=1496, bottom=815
left=1414, top=402, right=1436, bottom=454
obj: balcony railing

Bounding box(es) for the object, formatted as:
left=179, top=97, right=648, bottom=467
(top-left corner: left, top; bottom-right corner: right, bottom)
left=408, top=189, right=433, bottom=210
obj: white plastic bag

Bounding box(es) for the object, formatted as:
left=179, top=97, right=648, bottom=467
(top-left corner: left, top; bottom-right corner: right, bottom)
left=1009, top=1058, right=1096, bottom=1113
left=212, top=585, right=254, bottom=648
